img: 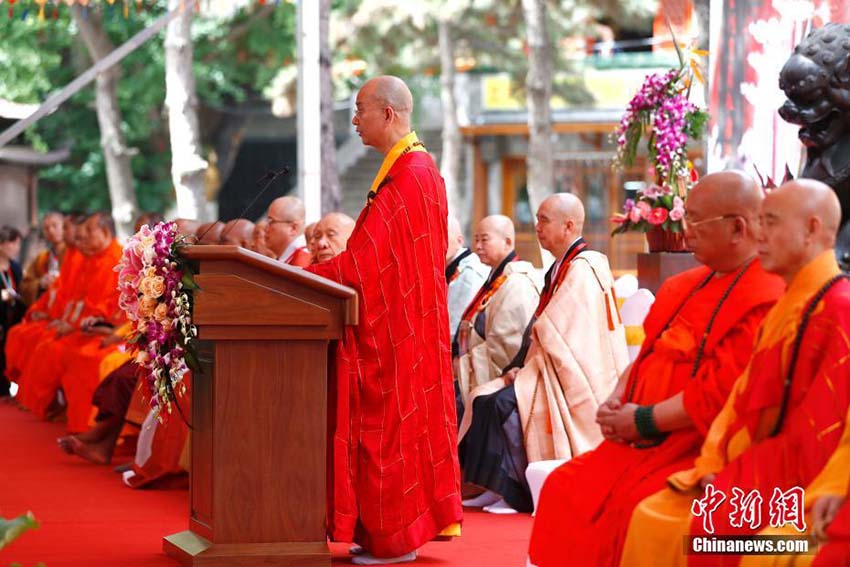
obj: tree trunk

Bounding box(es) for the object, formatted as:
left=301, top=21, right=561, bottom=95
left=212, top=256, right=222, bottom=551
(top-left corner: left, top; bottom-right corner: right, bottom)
left=438, top=16, right=463, bottom=220
left=165, top=0, right=209, bottom=221
left=72, top=7, right=138, bottom=237
left=521, top=0, right=554, bottom=217
left=320, top=0, right=342, bottom=214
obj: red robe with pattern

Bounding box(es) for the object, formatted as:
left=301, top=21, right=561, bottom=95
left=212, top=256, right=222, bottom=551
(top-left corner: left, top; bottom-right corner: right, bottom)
left=684, top=277, right=850, bottom=567
left=307, top=150, right=462, bottom=558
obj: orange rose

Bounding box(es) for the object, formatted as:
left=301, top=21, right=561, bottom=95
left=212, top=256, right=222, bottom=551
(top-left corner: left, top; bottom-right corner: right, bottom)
left=154, top=302, right=169, bottom=322
left=139, top=296, right=158, bottom=317
left=141, top=276, right=166, bottom=299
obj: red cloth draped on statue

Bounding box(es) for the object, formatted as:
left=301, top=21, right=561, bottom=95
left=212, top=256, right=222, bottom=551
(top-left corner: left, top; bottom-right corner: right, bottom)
left=307, top=150, right=462, bottom=558
left=528, top=261, right=783, bottom=567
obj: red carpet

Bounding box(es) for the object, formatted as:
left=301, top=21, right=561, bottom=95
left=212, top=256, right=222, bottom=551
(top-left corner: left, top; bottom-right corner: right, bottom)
left=0, top=403, right=533, bottom=566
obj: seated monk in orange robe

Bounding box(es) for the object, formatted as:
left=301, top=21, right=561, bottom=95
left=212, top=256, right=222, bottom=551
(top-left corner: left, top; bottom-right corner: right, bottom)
left=528, top=171, right=785, bottom=567
left=16, top=212, right=124, bottom=430
left=5, top=214, right=87, bottom=389
left=619, top=180, right=850, bottom=567
left=19, top=211, right=65, bottom=306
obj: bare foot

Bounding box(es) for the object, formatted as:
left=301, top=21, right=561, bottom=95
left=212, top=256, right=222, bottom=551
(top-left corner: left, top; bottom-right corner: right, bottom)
left=65, top=436, right=112, bottom=465
left=57, top=435, right=78, bottom=455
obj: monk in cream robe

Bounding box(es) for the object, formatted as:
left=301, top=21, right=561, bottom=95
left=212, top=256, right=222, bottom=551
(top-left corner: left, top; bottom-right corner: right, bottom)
left=445, top=215, right=489, bottom=340
left=461, top=194, right=628, bottom=514
left=454, top=215, right=540, bottom=406
left=620, top=180, right=850, bottom=567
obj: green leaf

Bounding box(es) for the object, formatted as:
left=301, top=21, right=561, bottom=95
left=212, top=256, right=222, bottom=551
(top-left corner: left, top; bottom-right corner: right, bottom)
left=184, top=345, right=202, bottom=374
left=181, top=272, right=200, bottom=291
left=0, top=512, right=40, bottom=551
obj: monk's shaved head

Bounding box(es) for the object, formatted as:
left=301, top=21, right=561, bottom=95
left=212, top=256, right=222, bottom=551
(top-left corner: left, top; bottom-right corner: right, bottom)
left=313, top=213, right=356, bottom=263
left=479, top=215, right=515, bottom=241
left=353, top=76, right=415, bottom=154
left=361, top=75, right=413, bottom=118
left=759, top=178, right=842, bottom=282
left=690, top=170, right=763, bottom=221
left=776, top=179, right=842, bottom=237
left=220, top=218, right=255, bottom=247
left=174, top=218, right=202, bottom=238
left=197, top=221, right=225, bottom=245
left=536, top=193, right=586, bottom=256
left=447, top=215, right=465, bottom=262
left=475, top=215, right=516, bottom=268
left=684, top=170, right=762, bottom=273
left=265, top=196, right=306, bottom=257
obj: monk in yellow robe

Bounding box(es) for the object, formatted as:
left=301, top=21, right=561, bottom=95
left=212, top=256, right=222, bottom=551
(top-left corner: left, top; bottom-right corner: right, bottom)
left=620, top=180, right=850, bottom=567
left=16, top=212, right=125, bottom=430
left=810, top=464, right=850, bottom=566
left=529, top=172, right=784, bottom=566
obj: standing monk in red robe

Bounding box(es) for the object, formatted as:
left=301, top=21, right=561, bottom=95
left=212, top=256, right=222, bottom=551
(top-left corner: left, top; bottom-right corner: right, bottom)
left=528, top=171, right=785, bottom=567
left=307, top=76, right=462, bottom=565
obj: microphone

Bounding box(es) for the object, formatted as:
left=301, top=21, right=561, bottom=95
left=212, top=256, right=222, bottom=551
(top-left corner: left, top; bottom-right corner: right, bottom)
left=255, top=166, right=291, bottom=185
left=196, top=165, right=292, bottom=245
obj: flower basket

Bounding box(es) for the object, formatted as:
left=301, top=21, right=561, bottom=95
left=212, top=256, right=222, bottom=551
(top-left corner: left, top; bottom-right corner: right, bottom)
left=610, top=40, right=709, bottom=246
left=646, top=226, right=687, bottom=253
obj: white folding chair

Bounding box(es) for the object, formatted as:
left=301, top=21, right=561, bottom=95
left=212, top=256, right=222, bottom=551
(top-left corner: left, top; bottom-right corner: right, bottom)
left=526, top=459, right=568, bottom=515
left=620, top=289, right=655, bottom=362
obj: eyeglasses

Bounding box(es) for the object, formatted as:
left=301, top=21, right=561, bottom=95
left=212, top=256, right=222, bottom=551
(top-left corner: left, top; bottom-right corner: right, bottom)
left=682, top=213, right=740, bottom=230
left=267, top=217, right=296, bottom=227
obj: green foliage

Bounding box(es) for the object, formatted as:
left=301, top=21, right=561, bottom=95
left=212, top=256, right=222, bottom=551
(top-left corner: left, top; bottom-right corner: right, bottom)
left=0, top=511, right=40, bottom=551
left=0, top=1, right=297, bottom=217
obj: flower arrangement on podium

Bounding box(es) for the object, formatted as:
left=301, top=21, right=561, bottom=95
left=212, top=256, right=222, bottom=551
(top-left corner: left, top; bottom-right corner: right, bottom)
left=116, top=221, right=199, bottom=422
left=610, top=47, right=710, bottom=252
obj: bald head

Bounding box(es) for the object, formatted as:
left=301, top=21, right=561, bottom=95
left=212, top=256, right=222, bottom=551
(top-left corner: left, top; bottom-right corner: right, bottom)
left=447, top=215, right=465, bottom=262
left=197, top=221, right=225, bottom=245
left=265, top=196, right=306, bottom=258
left=362, top=76, right=413, bottom=116
left=220, top=218, right=255, bottom=248
left=174, top=218, right=202, bottom=238
left=304, top=222, right=317, bottom=254
left=536, top=193, right=586, bottom=256
left=313, top=213, right=356, bottom=263
left=474, top=215, right=516, bottom=268
left=758, top=178, right=842, bottom=282
left=353, top=76, right=414, bottom=154
left=683, top=170, right=763, bottom=273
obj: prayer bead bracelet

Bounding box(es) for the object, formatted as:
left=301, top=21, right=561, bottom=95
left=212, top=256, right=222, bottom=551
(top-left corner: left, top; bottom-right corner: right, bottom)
left=634, top=404, right=663, bottom=439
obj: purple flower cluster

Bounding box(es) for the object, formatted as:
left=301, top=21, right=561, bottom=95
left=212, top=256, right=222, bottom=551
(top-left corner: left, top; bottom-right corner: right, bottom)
left=615, top=68, right=698, bottom=181
left=116, top=221, right=194, bottom=421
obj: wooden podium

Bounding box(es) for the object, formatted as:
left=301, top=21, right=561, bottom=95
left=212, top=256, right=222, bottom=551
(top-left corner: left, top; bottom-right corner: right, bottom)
left=163, top=245, right=357, bottom=567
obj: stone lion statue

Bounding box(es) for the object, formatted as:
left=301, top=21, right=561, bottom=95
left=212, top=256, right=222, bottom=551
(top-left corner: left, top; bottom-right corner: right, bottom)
left=779, top=22, right=850, bottom=268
